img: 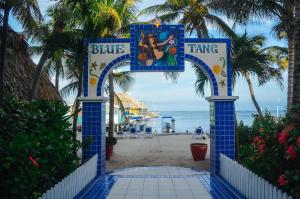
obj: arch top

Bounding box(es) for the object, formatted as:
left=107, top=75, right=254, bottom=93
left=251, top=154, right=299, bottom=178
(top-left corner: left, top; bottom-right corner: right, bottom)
left=83, top=24, right=233, bottom=99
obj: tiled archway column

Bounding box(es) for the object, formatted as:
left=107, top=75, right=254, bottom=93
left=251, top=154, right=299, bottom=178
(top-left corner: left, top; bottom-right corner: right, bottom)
left=81, top=97, right=108, bottom=176
left=207, top=96, right=238, bottom=174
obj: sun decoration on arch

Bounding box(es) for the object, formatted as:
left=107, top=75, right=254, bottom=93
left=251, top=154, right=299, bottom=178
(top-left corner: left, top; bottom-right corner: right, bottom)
left=212, top=57, right=227, bottom=88
left=89, top=61, right=107, bottom=87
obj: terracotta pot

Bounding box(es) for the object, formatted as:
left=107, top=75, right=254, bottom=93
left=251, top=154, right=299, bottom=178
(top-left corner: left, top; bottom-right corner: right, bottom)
left=106, top=144, right=113, bottom=160
left=190, top=143, right=207, bottom=161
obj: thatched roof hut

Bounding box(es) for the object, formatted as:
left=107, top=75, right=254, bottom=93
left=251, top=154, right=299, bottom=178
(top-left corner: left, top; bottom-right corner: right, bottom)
left=116, top=92, right=147, bottom=116
left=116, top=92, right=147, bottom=110
left=2, top=28, right=61, bottom=101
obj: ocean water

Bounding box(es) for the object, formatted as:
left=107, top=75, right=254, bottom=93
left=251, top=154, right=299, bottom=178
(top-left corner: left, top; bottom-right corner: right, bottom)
left=75, top=110, right=286, bottom=134
left=145, top=110, right=286, bottom=133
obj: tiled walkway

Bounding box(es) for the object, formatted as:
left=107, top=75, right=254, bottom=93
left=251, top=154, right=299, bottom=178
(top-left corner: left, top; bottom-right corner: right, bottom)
left=108, top=167, right=212, bottom=199
left=76, top=167, right=246, bottom=199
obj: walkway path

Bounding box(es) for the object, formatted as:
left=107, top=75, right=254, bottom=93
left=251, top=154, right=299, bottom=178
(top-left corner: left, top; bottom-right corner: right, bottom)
left=107, top=167, right=212, bottom=199
left=77, top=166, right=246, bottom=199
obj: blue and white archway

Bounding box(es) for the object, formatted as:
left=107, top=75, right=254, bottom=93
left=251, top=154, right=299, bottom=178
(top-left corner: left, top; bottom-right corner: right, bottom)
left=80, top=24, right=238, bottom=176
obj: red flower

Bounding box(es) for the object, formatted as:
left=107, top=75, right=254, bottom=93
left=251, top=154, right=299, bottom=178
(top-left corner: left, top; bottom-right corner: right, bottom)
left=287, top=145, right=297, bottom=159
left=277, top=175, right=288, bottom=186
left=254, top=136, right=260, bottom=143
left=29, top=155, right=41, bottom=168
left=259, top=127, right=264, bottom=133
left=297, top=137, right=300, bottom=148
left=278, top=132, right=288, bottom=145
left=258, top=144, right=265, bottom=155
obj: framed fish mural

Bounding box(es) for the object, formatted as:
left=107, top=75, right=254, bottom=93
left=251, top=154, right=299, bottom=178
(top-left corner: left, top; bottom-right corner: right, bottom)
left=130, top=24, right=185, bottom=72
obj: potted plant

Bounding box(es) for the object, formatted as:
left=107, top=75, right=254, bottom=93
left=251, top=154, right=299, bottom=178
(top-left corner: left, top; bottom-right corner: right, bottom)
left=190, top=143, right=208, bottom=161
left=106, top=137, right=117, bottom=160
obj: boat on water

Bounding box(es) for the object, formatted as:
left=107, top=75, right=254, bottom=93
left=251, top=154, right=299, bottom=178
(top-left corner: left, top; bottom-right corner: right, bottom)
left=146, top=111, right=160, bottom=119
left=161, top=116, right=175, bottom=133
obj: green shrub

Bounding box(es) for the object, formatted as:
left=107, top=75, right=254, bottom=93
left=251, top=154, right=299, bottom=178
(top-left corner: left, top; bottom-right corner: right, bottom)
left=237, top=121, right=254, bottom=146
left=239, top=109, right=300, bottom=199
left=0, top=98, right=80, bottom=198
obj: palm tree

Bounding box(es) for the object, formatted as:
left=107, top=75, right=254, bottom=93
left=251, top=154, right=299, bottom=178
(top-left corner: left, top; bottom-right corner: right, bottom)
left=28, top=15, right=66, bottom=100
left=28, top=22, right=65, bottom=92
left=61, top=61, right=134, bottom=139
left=91, top=0, right=138, bottom=138
left=44, top=51, right=64, bottom=90
left=60, top=29, right=84, bottom=143
left=141, top=0, right=235, bottom=38
left=0, top=0, right=42, bottom=103
left=209, top=0, right=295, bottom=107
left=106, top=69, right=134, bottom=137
left=194, top=31, right=285, bottom=116
left=53, top=0, right=137, bottom=140
left=293, top=3, right=300, bottom=105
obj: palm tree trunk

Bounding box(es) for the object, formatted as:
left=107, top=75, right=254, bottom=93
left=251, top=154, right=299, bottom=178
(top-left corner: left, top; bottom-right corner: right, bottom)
left=0, top=6, right=11, bottom=103
left=29, top=49, right=49, bottom=100
left=72, top=67, right=83, bottom=144
left=55, top=60, right=61, bottom=90
left=244, top=72, right=263, bottom=116
left=293, top=4, right=300, bottom=105
left=287, top=33, right=295, bottom=107
left=234, top=110, right=240, bottom=161
left=108, top=72, right=114, bottom=138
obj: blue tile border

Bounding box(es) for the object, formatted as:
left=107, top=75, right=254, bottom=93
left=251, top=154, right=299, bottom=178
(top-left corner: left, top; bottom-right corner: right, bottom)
left=184, top=38, right=233, bottom=97
left=75, top=175, right=116, bottom=199
left=198, top=174, right=246, bottom=199
left=75, top=166, right=246, bottom=199
left=96, top=54, right=130, bottom=96
left=185, top=54, right=219, bottom=96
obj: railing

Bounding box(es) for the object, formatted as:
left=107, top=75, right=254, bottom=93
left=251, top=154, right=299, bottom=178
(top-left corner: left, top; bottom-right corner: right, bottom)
left=220, top=154, right=293, bottom=199
left=39, top=154, right=98, bottom=199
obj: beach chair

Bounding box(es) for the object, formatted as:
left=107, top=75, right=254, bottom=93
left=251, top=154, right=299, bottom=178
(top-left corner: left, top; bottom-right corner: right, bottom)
left=116, top=130, right=125, bottom=138
left=144, top=127, right=153, bottom=138
left=193, top=127, right=204, bottom=139
left=129, top=127, right=138, bottom=138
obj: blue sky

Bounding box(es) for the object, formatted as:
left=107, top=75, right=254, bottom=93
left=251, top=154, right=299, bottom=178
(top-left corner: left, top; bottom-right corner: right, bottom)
left=9, top=0, right=287, bottom=111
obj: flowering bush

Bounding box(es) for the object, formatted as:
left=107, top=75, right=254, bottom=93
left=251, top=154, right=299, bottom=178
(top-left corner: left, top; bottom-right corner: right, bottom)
left=239, top=106, right=300, bottom=199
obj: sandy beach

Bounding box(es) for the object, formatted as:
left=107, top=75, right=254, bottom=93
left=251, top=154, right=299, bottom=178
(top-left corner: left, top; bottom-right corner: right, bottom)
left=106, top=134, right=210, bottom=171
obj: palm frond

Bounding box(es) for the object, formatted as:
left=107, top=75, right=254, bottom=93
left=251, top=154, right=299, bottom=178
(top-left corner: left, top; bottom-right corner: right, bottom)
left=28, top=45, right=44, bottom=56
left=164, top=72, right=179, bottom=83
left=113, top=71, right=134, bottom=92
left=11, top=0, right=43, bottom=34
left=60, top=81, right=79, bottom=98
left=192, top=65, right=209, bottom=97
left=204, top=14, right=238, bottom=39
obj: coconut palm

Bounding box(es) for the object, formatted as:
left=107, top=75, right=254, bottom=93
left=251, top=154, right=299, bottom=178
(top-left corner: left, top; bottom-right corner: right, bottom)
left=90, top=0, right=138, bottom=138
left=194, top=31, right=285, bottom=116
left=60, top=59, right=134, bottom=137
left=209, top=0, right=295, bottom=107
left=293, top=3, right=300, bottom=105
left=28, top=21, right=65, bottom=92
left=141, top=0, right=235, bottom=38
left=28, top=9, right=67, bottom=99
left=53, top=0, right=137, bottom=139
left=0, top=0, right=42, bottom=103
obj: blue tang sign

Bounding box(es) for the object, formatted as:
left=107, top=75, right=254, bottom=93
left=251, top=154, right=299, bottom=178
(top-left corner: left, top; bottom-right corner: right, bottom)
left=130, top=24, right=185, bottom=72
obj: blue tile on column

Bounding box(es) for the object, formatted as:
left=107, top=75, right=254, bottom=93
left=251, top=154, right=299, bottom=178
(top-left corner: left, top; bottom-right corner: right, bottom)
left=210, top=101, right=235, bottom=174
left=82, top=101, right=106, bottom=176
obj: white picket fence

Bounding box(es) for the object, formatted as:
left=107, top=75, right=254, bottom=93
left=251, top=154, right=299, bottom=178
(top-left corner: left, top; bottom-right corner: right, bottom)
left=219, top=154, right=293, bottom=199
left=39, top=154, right=98, bottom=199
